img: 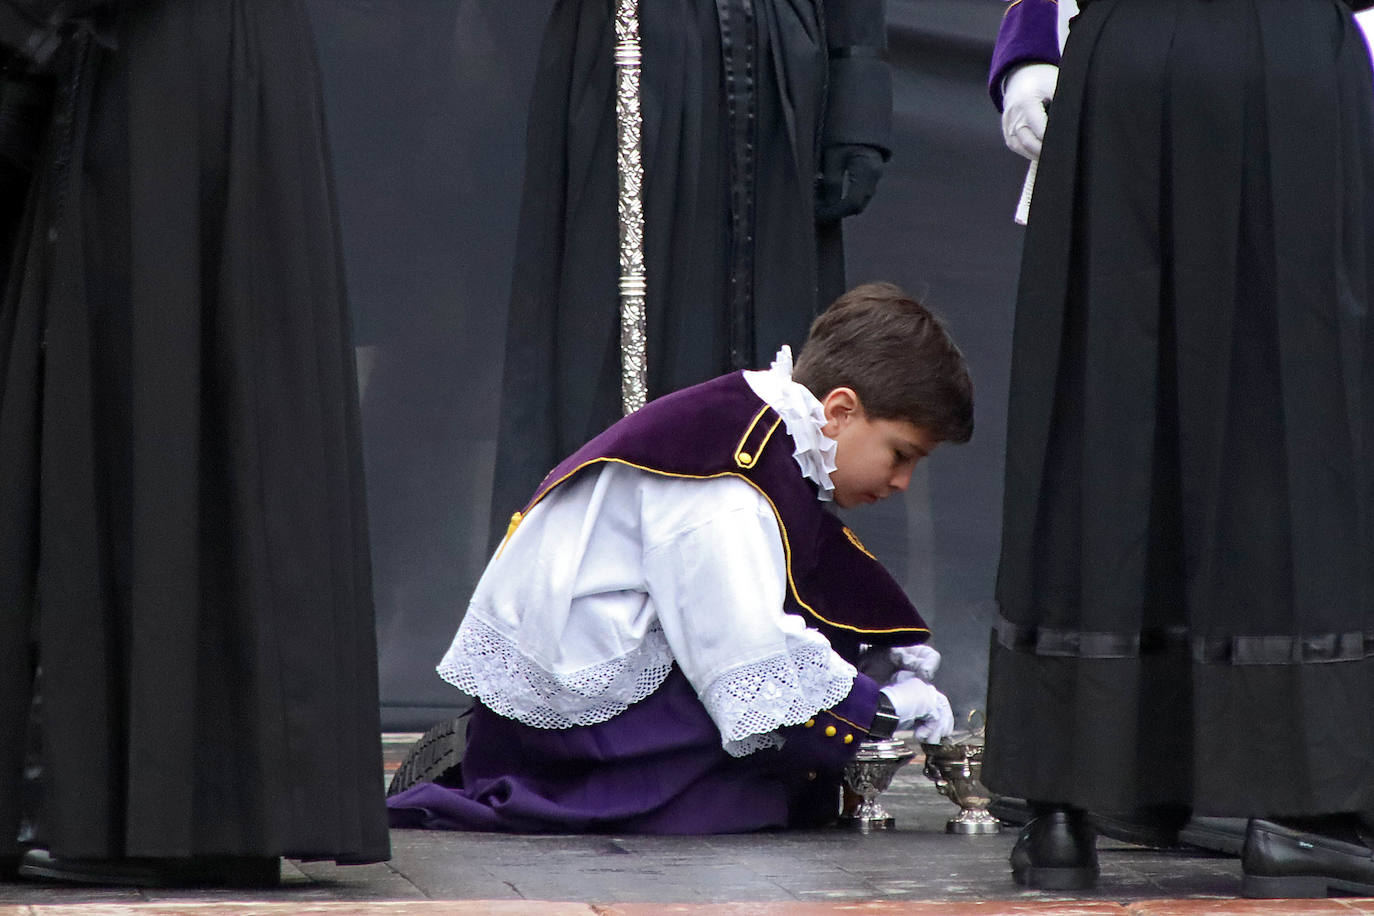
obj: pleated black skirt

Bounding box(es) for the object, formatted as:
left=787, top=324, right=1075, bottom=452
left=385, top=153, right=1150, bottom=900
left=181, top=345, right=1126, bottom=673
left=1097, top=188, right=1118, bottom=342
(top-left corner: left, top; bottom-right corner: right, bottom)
left=985, top=0, right=1374, bottom=816
left=0, top=1, right=390, bottom=861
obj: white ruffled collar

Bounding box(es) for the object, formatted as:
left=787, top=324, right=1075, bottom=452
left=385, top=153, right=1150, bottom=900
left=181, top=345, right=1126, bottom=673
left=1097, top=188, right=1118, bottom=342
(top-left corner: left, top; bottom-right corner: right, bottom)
left=742, top=346, right=838, bottom=502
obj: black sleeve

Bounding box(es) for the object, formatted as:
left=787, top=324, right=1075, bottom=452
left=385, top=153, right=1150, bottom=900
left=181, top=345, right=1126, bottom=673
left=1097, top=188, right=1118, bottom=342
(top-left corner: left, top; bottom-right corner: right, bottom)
left=821, top=0, right=893, bottom=157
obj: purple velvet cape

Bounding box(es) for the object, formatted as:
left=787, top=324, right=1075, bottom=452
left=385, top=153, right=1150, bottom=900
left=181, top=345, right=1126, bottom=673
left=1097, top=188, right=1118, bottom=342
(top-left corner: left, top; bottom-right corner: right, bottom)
left=988, top=0, right=1061, bottom=110
left=387, top=373, right=929, bottom=833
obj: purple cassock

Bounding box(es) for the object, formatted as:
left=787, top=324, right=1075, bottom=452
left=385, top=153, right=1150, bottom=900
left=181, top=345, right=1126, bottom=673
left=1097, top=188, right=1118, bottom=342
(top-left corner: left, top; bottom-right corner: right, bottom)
left=988, top=0, right=1061, bottom=109
left=386, top=372, right=930, bottom=833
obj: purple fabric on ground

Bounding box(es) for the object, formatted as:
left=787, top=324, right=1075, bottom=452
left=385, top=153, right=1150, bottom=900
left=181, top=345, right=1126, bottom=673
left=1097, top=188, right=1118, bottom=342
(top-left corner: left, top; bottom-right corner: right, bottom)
left=386, top=667, right=882, bottom=834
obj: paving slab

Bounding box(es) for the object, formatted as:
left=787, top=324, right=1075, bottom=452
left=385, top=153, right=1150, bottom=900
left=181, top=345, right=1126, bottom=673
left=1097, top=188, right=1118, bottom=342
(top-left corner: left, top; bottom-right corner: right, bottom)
left=378, top=767, right=1245, bottom=905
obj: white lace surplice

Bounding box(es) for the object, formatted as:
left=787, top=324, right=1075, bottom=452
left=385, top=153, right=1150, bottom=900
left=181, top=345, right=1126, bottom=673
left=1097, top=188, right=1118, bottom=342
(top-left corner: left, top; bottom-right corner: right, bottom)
left=439, top=351, right=853, bottom=756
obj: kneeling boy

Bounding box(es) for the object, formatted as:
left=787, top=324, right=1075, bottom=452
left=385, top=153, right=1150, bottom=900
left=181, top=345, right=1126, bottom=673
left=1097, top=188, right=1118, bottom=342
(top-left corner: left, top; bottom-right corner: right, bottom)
left=388, top=282, right=974, bottom=834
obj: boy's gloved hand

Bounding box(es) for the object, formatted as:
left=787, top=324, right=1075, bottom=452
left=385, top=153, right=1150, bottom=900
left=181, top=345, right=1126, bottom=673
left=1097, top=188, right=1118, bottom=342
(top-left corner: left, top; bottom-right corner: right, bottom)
left=1001, top=62, right=1058, bottom=160
left=879, top=671, right=954, bottom=744
left=889, top=644, right=941, bottom=682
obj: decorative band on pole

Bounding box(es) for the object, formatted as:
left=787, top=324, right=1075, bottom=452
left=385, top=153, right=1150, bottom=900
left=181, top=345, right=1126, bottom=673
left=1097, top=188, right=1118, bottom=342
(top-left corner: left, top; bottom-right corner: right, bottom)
left=615, top=0, right=648, bottom=415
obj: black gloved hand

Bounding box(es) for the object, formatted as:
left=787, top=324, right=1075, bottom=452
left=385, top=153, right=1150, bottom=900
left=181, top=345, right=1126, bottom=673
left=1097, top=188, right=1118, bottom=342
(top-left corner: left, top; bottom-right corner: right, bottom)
left=814, top=143, right=885, bottom=223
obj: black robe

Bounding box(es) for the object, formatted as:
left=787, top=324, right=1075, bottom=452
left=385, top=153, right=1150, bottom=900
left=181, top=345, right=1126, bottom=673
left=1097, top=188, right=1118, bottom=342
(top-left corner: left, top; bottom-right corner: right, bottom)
left=488, top=0, right=892, bottom=542
left=0, top=0, right=389, bottom=862
left=984, top=0, right=1374, bottom=817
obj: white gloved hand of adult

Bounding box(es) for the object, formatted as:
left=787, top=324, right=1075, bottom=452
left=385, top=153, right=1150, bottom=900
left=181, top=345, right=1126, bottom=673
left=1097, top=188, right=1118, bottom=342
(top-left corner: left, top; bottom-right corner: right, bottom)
left=879, top=672, right=955, bottom=744
left=1001, top=62, right=1059, bottom=160
left=889, top=644, right=941, bottom=682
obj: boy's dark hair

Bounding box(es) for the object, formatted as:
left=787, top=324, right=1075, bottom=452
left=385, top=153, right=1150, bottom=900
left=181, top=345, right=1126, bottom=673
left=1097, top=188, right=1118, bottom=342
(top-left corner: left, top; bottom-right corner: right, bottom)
left=792, top=282, right=973, bottom=443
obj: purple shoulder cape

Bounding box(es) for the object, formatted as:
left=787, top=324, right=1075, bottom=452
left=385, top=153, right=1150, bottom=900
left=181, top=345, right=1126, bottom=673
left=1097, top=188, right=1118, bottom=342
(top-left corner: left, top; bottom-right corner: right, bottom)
left=988, top=0, right=1061, bottom=110
left=513, top=371, right=930, bottom=648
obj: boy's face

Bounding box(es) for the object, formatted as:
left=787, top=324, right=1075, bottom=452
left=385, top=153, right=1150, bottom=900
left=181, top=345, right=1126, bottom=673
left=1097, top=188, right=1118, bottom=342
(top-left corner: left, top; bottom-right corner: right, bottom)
left=820, top=388, right=938, bottom=509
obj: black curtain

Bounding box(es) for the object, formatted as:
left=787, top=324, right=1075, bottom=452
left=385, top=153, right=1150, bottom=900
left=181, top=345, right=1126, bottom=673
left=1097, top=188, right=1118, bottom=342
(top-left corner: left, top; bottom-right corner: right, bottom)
left=307, top=0, right=1029, bottom=731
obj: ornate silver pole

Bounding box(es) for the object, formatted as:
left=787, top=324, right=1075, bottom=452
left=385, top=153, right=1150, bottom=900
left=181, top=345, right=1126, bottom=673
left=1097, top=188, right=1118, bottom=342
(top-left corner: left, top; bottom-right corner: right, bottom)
left=614, top=0, right=648, bottom=414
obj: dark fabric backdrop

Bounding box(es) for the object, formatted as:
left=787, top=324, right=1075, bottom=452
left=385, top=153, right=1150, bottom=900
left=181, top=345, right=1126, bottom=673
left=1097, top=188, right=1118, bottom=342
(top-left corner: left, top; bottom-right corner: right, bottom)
left=306, top=0, right=1031, bottom=731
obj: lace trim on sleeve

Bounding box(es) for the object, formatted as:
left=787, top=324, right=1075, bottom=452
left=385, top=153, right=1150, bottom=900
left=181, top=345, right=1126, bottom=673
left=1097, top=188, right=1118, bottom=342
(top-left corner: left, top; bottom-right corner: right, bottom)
left=701, top=638, right=857, bottom=757
left=437, top=615, right=675, bottom=729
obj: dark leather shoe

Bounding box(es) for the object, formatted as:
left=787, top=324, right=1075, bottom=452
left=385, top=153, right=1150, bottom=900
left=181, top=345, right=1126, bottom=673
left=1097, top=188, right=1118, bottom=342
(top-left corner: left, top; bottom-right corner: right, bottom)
left=1010, top=807, right=1099, bottom=890
left=18, top=849, right=281, bottom=888
left=993, top=796, right=1238, bottom=853
left=1241, top=818, right=1374, bottom=898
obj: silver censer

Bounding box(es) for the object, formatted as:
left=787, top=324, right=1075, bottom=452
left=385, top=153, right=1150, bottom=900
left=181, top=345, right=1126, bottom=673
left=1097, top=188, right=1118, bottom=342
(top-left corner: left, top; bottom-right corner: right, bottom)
left=838, top=738, right=915, bottom=832
left=921, top=726, right=1001, bottom=835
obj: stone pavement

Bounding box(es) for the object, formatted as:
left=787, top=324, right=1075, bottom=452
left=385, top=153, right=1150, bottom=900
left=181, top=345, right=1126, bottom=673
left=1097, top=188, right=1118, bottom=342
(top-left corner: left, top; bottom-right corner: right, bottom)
left=5, top=905, right=1374, bottom=916
left=0, top=736, right=1370, bottom=915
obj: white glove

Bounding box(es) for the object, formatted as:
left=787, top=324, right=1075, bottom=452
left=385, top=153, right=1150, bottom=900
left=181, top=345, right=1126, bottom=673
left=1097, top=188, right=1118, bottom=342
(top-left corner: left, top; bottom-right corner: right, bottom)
left=879, top=673, right=954, bottom=744
left=889, top=644, right=940, bottom=682
left=1001, top=63, right=1059, bottom=161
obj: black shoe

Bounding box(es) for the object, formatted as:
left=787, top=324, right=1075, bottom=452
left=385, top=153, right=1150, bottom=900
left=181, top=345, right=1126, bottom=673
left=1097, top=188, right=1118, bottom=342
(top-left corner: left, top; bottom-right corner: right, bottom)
left=386, top=712, right=471, bottom=797
left=1241, top=818, right=1374, bottom=898
left=1010, top=807, right=1099, bottom=890
left=1178, top=816, right=1248, bottom=856
left=18, top=849, right=281, bottom=888
left=993, top=796, right=1199, bottom=851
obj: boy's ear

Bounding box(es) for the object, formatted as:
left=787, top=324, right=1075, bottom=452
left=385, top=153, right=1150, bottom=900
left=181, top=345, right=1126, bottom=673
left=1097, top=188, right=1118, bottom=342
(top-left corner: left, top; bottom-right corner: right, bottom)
left=820, top=387, right=863, bottom=436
